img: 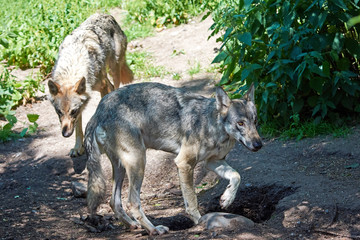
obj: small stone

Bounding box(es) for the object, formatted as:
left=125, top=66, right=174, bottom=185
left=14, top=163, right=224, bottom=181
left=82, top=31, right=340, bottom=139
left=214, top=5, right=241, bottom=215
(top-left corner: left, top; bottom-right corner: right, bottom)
left=71, top=181, right=87, bottom=198
left=199, top=212, right=254, bottom=230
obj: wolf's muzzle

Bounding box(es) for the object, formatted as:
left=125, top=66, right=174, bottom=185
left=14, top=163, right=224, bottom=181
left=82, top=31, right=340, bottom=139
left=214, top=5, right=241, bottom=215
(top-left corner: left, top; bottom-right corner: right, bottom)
left=252, top=140, right=262, bottom=152
left=62, top=125, right=74, bottom=138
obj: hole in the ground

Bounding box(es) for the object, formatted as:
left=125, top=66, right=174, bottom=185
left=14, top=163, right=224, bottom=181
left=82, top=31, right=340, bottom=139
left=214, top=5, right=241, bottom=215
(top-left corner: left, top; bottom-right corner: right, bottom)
left=149, top=214, right=195, bottom=231
left=203, top=184, right=297, bottom=223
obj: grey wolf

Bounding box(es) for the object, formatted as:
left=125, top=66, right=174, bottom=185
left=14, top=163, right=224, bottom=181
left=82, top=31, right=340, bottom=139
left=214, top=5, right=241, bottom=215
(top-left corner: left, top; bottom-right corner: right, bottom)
left=84, top=82, right=262, bottom=235
left=48, top=13, right=133, bottom=157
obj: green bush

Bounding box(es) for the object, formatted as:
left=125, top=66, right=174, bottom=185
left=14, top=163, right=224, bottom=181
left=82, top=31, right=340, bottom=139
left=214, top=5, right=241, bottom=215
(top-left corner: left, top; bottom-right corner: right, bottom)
left=0, top=68, right=41, bottom=141
left=210, top=0, right=360, bottom=127
left=123, top=0, right=219, bottom=27
left=0, top=0, right=120, bottom=73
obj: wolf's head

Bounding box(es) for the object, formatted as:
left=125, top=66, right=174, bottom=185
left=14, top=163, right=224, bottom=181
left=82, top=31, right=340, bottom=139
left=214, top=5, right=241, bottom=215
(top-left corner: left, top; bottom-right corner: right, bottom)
left=48, top=77, right=89, bottom=138
left=216, top=84, right=262, bottom=152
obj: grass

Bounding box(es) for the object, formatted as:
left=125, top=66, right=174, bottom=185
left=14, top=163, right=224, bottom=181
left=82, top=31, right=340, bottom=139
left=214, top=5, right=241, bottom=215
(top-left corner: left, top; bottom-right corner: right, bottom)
left=188, top=61, right=201, bottom=77
left=122, top=16, right=154, bottom=42
left=127, top=51, right=168, bottom=80
left=260, top=121, right=351, bottom=141
left=0, top=0, right=122, bottom=73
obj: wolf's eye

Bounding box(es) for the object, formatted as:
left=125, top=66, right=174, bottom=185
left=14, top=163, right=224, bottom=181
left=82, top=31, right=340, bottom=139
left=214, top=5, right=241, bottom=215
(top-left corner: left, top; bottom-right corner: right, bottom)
left=237, top=121, right=245, bottom=127
left=56, top=109, right=63, bottom=116
left=70, top=109, right=79, bottom=116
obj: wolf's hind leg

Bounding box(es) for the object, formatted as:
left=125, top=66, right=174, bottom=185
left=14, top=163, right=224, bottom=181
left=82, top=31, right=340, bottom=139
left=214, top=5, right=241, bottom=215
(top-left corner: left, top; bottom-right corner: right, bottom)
left=86, top=132, right=106, bottom=219
left=70, top=114, right=85, bottom=157
left=205, top=159, right=241, bottom=209
left=124, top=150, right=169, bottom=235
left=100, top=75, right=114, bottom=98
left=111, top=59, right=133, bottom=89
left=107, top=152, right=139, bottom=229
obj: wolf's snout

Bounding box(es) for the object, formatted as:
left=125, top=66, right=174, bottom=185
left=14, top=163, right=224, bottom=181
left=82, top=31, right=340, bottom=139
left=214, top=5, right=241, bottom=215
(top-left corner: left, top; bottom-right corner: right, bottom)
left=252, top=140, right=262, bottom=152
left=62, top=125, right=73, bottom=138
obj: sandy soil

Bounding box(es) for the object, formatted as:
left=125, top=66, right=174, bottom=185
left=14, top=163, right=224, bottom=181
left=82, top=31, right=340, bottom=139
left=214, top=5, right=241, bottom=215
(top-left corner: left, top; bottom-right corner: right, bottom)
left=0, top=12, right=359, bottom=240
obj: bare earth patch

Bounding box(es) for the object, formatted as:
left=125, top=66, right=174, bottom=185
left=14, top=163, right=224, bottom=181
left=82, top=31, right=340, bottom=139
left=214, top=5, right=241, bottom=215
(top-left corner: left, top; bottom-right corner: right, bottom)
left=1, top=13, right=359, bottom=240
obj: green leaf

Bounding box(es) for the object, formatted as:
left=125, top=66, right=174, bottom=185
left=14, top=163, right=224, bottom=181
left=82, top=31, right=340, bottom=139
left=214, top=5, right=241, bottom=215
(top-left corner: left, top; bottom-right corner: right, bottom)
left=20, top=128, right=28, bottom=137
left=28, top=122, right=38, bottom=134
left=355, top=105, right=360, bottom=112
left=312, top=104, right=321, bottom=116
left=27, top=114, right=39, bottom=123
left=292, top=99, right=304, bottom=113
left=224, top=27, right=233, bottom=41
left=3, top=123, right=13, bottom=131
left=322, top=61, right=330, bottom=77
left=332, top=33, right=344, bottom=52
left=332, top=0, right=348, bottom=10
left=290, top=47, right=302, bottom=60
left=244, top=0, right=253, bottom=11
left=309, top=77, right=324, bottom=93
left=266, top=50, right=277, bottom=62
left=262, top=90, right=269, bottom=104
left=348, top=16, right=360, bottom=28
left=326, top=101, right=336, bottom=109
left=345, top=163, right=359, bottom=169
left=266, top=82, right=277, bottom=88
left=6, top=115, right=17, bottom=125
left=212, top=51, right=228, bottom=64
left=337, top=58, right=350, bottom=71
left=341, top=97, right=353, bottom=110
left=307, top=96, right=318, bottom=107
left=266, top=22, right=280, bottom=35
left=237, top=32, right=252, bottom=46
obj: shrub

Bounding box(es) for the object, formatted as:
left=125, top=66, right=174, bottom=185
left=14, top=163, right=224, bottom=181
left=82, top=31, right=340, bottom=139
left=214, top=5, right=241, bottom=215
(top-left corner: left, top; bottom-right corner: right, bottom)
left=0, top=68, right=41, bottom=141
left=210, top=0, right=360, bottom=127
left=0, top=0, right=120, bottom=73
left=123, top=0, right=220, bottom=27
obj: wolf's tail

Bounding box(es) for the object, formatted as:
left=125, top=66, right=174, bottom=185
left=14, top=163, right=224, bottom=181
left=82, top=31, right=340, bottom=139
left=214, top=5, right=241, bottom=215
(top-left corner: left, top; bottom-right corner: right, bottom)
left=84, top=122, right=106, bottom=216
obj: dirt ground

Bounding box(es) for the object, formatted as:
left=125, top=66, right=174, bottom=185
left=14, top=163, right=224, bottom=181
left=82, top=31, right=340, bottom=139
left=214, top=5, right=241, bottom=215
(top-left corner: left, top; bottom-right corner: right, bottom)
left=1, top=11, right=360, bottom=240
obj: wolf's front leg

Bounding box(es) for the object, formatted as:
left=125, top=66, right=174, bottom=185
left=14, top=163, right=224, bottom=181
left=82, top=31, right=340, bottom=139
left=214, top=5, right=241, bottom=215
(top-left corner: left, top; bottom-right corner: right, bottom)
left=205, top=159, right=241, bottom=209
left=70, top=114, right=85, bottom=157
left=175, top=152, right=201, bottom=224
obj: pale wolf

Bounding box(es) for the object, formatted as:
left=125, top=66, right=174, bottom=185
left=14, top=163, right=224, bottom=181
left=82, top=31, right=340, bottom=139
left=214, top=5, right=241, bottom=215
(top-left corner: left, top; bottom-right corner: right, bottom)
left=48, top=13, right=133, bottom=157
left=85, top=82, right=262, bottom=235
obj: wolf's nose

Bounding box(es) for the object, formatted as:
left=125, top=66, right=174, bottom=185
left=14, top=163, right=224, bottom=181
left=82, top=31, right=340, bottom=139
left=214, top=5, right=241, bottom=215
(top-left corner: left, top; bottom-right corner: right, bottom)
left=253, top=141, right=262, bottom=151
left=62, top=126, right=72, bottom=138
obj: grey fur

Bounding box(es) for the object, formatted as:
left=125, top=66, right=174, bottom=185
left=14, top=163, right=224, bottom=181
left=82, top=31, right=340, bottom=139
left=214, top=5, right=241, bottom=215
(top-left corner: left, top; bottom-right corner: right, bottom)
left=85, top=82, right=262, bottom=235
left=48, top=13, right=133, bottom=157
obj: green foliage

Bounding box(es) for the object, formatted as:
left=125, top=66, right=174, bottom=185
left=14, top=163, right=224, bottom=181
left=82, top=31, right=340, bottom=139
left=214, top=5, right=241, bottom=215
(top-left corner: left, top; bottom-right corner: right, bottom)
left=127, top=51, right=169, bottom=80
left=0, top=0, right=120, bottom=73
left=0, top=0, right=119, bottom=142
left=209, top=0, right=360, bottom=128
left=0, top=113, right=39, bottom=142
left=188, top=61, right=202, bottom=76
left=261, top=114, right=350, bottom=140
left=122, top=18, right=154, bottom=42
left=0, top=68, right=44, bottom=116
left=123, top=0, right=220, bottom=27
left=0, top=67, right=42, bottom=141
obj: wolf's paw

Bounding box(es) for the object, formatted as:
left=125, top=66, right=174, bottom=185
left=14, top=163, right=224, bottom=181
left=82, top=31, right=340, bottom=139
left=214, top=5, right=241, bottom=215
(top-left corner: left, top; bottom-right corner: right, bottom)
left=129, top=222, right=141, bottom=231
left=187, top=210, right=201, bottom=224
left=150, top=225, right=169, bottom=235
left=80, top=214, right=115, bottom=233
left=220, top=190, right=236, bottom=209
left=70, top=146, right=85, bottom=157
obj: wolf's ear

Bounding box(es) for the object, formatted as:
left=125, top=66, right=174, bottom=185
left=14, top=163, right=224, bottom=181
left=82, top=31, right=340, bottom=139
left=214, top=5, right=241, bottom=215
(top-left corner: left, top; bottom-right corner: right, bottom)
left=243, top=83, right=255, bottom=102
left=74, top=77, right=86, bottom=95
left=48, top=80, right=61, bottom=96
left=216, top=87, right=231, bottom=115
